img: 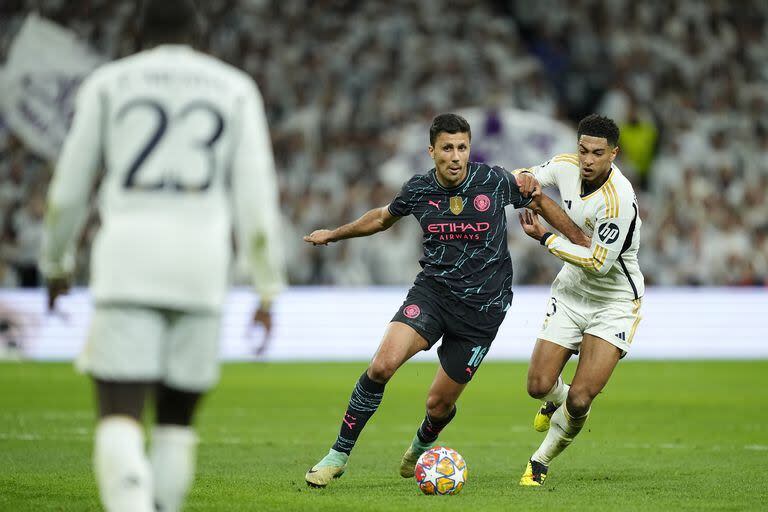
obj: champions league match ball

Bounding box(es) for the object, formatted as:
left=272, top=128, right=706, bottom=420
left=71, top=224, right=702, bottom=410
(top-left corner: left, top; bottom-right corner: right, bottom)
left=414, top=446, right=467, bottom=495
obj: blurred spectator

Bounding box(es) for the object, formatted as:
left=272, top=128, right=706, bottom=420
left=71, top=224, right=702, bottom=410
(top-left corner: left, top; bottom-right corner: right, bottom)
left=0, top=0, right=767, bottom=287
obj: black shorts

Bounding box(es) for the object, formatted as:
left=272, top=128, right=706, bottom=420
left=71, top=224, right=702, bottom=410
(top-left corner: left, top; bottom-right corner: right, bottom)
left=391, top=279, right=507, bottom=384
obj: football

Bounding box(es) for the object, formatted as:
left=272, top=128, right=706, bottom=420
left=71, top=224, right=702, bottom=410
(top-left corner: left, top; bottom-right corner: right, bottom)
left=414, top=446, right=467, bottom=495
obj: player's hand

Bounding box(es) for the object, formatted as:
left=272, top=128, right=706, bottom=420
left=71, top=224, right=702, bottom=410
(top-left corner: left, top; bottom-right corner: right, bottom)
left=303, top=229, right=335, bottom=246
left=46, top=276, right=71, bottom=313
left=515, top=171, right=540, bottom=198
left=519, top=210, right=547, bottom=240
left=252, top=305, right=273, bottom=356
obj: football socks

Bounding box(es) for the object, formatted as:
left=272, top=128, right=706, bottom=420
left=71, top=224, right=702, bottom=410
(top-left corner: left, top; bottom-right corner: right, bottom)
left=532, top=403, right=590, bottom=466
left=150, top=425, right=198, bottom=512
left=94, top=416, right=154, bottom=512
left=331, top=371, right=386, bottom=454
left=416, top=405, right=457, bottom=444
left=542, top=376, right=569, bottom=405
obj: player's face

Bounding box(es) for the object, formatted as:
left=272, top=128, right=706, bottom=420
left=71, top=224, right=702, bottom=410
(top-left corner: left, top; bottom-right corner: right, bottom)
left=578, top=135, right=618, bottom=184
left=429, top=131, right=471, bottom=187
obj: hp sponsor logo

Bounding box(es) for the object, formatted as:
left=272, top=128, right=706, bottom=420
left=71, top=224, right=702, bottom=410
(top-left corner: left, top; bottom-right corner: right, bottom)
left=597, top=223, right=620, bottom=244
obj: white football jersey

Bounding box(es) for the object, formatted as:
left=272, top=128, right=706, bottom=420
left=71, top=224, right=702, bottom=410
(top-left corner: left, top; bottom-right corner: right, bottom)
left=525, top=153, right=644, bottom=301
left=41, top=45, right=285, bottom=311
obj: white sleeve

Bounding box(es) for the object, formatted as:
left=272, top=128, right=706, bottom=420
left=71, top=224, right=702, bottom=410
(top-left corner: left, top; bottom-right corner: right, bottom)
left=541, top=184, right=635, bottom=276
left=39, top=76, right=104, bottom=278
left=516, top=153, right=579, bottom=189
left=231, top=81, right=286, bottom=301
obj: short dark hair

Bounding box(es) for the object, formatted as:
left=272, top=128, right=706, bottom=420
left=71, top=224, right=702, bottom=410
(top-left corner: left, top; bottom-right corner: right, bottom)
left=137, top=0, right=201, bottom=47
left=429, top=113, right=472, bottom=146
left=577, top=114, right=620, bottom=147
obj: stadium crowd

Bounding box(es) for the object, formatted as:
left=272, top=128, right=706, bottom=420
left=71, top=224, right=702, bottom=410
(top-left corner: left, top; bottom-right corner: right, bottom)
left=1, top=0, right=767, bottom=288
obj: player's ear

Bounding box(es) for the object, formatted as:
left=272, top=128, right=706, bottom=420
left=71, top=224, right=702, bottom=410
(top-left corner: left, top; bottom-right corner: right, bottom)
left=428, top=145, right=435, bottom=159
left=610, top=145, right=619, bottom=162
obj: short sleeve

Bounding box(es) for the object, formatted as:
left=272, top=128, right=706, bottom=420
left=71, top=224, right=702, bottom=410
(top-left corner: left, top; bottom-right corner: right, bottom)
left=387, top=176, right=418, bottom=217
left=496, top=166, right=533, bottom=209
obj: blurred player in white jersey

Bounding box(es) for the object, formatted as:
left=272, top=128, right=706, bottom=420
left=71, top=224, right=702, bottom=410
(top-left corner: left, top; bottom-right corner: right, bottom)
left=517, top=114, right=643, bottom=486
left=39, top=1, right=285, bottom=510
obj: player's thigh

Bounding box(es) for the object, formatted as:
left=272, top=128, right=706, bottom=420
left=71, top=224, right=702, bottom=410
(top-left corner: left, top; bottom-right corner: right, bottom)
left=80, top=305, right=165, bottom=382
left=537, top=294, right=586, bottom=356
left=570, top=333, right=622, bottom=401
left=164, top=310, right=222, bottom=392
left=584, top=298, right=643, bottom=357
left=369, top=322, right=430, bottom=380
left=376, top=285, right=444, bottom=378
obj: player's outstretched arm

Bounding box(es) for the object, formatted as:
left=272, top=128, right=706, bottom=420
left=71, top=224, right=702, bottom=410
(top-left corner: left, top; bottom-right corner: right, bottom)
left=304, top=206, right=399, bottom=246
left=529, top=193, right=591, bottom=247
left=39, top=75, right=104, bottom=311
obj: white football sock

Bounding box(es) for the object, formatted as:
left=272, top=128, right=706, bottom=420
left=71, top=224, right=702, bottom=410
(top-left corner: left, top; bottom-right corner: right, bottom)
left=531, top=403, right=590, bottom=466
left=94, top=416, right=153, bottom=512
left=151, top=425, right=198, bottom=512
left=542, top=376, right=570, bottom=406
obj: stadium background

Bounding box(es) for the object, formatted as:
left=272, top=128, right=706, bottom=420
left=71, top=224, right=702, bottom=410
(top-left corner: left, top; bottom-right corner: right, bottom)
left=0, top=2, right=767, bottom=510
left=1, top=0, right=767, bottom=291
left=1, top=0, right=767, bottom=360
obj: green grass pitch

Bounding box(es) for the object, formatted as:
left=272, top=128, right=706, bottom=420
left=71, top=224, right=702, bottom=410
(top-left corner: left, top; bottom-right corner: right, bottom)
left=1, top=360, right=767, bottom=511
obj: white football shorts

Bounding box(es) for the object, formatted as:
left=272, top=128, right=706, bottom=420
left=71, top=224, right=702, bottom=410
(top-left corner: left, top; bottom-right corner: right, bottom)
left=77, top=304, right=222, bottom=392
left=537, top=283, right=642, bottom=356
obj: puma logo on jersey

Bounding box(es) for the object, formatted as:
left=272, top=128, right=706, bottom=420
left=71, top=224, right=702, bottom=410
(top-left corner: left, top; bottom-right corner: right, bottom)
left=428, top=200, right=441, bottom=209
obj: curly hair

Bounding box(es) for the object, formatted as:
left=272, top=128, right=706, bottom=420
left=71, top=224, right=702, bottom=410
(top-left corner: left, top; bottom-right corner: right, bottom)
left=577, top=114, right=620, bottom=147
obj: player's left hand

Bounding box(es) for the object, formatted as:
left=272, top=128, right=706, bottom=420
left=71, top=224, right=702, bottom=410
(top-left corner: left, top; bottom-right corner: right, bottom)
left=515, top=171, right=540, bottom=198
left=304, top=229, right=334, bottom=246
left=252, top=306, right=273, bottom=356
left=46, top=276, right=71, bottom=313
left=519, top=209, right=547, bottom=240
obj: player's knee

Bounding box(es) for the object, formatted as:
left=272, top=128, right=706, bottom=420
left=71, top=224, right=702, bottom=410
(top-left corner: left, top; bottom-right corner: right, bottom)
left=367, top=360, right=397, bottom=383
left=425, top=393, right=455, bottom=420
left=565, top=387, right=594, bottom=417
left=527, top=374, right=555, bottom=399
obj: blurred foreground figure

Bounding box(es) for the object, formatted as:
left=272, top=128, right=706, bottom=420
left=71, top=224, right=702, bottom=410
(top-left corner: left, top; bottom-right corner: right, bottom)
left=39, top=1, right=284, bottom=510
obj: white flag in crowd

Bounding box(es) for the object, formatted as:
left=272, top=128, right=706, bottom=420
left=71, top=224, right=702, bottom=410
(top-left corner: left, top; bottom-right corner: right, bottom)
left=0, top=13, right=104, bottom=161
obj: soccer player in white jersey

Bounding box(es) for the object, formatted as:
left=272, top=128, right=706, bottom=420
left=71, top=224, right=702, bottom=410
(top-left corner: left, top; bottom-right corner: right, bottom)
left=516, top=114, right=643, bottom=486
left=39, top=1, right=285, bottom=510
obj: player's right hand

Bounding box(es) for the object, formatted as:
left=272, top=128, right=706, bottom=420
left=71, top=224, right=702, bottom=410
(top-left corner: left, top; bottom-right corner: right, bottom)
left=303, top=229, right=335, bottom=246
left=519, top=210, right=547, bottom=240
left=46, top=276, right=71, bottom=313
left=515, top=171, right=540, bottom=197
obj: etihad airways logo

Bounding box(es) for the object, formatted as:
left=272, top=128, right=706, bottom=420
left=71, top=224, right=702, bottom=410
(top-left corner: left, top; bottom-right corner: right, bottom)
left=427, top=221, right=491, bottom=241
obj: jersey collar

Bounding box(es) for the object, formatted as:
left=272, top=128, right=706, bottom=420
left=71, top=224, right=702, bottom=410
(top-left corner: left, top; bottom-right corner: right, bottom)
left=580, top=166, right=614, bottom=200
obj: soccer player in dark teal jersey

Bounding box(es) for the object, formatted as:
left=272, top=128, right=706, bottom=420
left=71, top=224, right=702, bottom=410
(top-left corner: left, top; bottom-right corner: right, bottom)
left=303, top=113, right=590, bottom=487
